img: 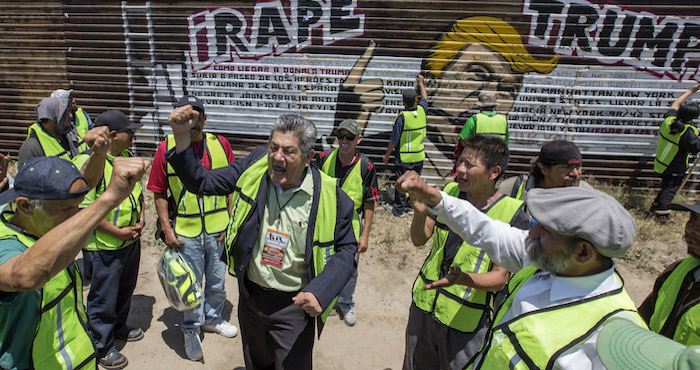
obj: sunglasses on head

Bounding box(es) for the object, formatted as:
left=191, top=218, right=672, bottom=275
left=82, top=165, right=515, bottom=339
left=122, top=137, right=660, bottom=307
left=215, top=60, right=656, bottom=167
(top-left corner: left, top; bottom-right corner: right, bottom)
left=336, top=133, right=356, bottom=141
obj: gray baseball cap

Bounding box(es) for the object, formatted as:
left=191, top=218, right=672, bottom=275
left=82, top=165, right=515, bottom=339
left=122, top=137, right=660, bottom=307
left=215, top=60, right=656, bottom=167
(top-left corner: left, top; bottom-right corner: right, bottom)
left=527, top=186, right=636, bottom=258
left=477, top=92, right=498, bottom=108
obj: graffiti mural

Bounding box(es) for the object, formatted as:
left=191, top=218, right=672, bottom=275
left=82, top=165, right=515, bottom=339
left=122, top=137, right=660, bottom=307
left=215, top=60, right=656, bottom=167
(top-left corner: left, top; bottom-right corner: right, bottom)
left=120, top=0, right=700, bottom=183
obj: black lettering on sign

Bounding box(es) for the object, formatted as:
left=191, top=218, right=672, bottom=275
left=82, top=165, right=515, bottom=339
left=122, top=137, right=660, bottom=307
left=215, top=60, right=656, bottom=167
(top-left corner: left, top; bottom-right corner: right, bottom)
left=186, top=0, right=364, bottom=71
left=523, top=0, right=700, bottom=80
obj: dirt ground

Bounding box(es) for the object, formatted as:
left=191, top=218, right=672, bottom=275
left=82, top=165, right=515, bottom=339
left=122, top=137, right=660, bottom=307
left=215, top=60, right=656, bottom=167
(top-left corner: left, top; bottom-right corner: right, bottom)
left=96, top=190, right=669, bottom=370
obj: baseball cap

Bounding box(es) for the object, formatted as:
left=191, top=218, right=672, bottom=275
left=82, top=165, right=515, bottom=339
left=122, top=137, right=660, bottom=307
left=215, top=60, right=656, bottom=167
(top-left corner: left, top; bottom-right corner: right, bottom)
left=477, top=92, right=498, bottom=108
left=597, top=318, right=700, bottom=370
left=669, top=200, right=700, bottom=214
left=403, top=88, right=417, bottom=104
left=527, top=186, right=636, bottom=258
left=0, top=156, right=89, bottom=205
left=336, top=119, right=361, bottom=136
left=534, top=140, right=583, bottom=166
left=175, top=95, right=205, bottom=114
left=94, top=110, right=143, bottom=131
left=51, top=89, right=73, bottom=99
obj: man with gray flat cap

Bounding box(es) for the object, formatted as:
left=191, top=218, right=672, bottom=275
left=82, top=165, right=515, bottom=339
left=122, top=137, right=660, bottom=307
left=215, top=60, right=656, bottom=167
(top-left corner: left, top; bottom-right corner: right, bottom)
left=396, top=171, right=646, bottom=369
left=638, top=199, right=700, bottom=346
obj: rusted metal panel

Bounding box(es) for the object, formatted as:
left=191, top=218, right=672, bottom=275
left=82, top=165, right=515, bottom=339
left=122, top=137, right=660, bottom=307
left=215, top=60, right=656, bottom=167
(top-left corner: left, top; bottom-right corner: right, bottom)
left=2, top=0, right=700, bottom=195
left=0, top=1, right=67, bottom=157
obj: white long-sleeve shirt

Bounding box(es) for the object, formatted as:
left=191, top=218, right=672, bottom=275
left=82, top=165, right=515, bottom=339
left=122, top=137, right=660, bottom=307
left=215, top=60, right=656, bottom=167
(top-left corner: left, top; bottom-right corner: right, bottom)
left=429, top=191, right=642, bottom=369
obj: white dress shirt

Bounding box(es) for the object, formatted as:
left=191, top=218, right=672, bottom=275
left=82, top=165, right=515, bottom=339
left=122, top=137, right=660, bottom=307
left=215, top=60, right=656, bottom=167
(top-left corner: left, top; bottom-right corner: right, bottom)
left=429, top=191, right=643, bottom=369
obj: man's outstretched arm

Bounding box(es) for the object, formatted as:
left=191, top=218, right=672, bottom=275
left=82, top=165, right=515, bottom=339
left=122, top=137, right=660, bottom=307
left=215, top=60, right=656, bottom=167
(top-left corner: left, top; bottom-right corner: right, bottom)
left=0, top=157, right=150, bottom=292
left=396, top=170, right=528, bottom=272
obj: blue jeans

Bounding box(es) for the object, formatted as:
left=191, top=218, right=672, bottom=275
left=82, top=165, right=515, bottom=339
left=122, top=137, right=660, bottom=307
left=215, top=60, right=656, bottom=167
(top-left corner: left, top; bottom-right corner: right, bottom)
left=177, top=232, right=227, bottom=334
left=337, top=253, right=360, bottom=312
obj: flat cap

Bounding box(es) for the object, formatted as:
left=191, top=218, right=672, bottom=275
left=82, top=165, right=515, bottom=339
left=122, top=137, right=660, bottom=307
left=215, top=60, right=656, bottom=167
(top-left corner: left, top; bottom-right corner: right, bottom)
left=527, top=186, right=636, bottom=258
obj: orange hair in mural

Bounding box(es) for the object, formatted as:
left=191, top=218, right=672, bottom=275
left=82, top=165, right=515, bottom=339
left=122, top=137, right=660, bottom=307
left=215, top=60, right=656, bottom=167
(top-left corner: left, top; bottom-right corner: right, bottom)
left=425, top=16, right=559, bottom=76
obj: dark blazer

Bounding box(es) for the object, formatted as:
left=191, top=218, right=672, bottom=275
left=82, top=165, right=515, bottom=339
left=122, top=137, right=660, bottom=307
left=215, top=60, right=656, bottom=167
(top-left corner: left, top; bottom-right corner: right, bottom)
left=167, top=145, right=358, bottom=330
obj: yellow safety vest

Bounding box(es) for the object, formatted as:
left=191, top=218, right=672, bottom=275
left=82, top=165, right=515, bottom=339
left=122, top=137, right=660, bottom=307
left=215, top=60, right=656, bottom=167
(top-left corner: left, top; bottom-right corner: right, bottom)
left=224, top=152, right=340, bottom=323
left=0, top=213, right=97, bottom=370
left=474, top=112, right=509, bottom=143
left=166, top=134, right=230, bottom=238
left=320, top=148, right=365, bottom=240
left=654, top=116, right=699, bottom=174
left=398, top=106, right=426, bottom=163
left=77, top=151, right=143, bottom=251
left=74, top=108, right=90, bottom=139
left=648, top=256, right=700, bottom=345
left=26, top=123, right=86, bottom=160
left=412, top=183, right=524, bottom=332
left=469, top=266, right=646, bottom=369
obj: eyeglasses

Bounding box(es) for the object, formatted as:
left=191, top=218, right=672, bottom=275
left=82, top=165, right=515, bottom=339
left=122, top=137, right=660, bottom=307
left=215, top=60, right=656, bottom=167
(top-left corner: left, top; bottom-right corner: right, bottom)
left=336, top=133, right=356, bottom=141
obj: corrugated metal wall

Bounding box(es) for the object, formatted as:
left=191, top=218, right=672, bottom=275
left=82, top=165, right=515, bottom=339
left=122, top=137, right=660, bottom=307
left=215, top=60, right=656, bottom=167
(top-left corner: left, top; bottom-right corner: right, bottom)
left=2, top=0, right=700, bottom=192
left=0, top=2, right=67, bottom=157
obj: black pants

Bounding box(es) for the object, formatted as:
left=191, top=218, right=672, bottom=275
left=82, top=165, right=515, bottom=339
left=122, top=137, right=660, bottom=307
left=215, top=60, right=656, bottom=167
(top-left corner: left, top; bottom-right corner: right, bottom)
left=239, top=277, right=314, bottom=370
left=652, top=172, right=685, bottom=212
left=394, top=161, right=424, bottom=214
left=83, top=240, right=141, bottom=357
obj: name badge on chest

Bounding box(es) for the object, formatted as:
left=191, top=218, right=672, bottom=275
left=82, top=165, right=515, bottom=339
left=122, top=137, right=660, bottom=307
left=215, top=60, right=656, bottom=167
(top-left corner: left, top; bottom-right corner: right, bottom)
left=262, top=228, right=290, bottom=267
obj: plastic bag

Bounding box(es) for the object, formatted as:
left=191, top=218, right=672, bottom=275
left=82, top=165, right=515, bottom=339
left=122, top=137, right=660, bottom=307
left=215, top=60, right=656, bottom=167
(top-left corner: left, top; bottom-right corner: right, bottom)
left=157, top=249, right=203, bottom=311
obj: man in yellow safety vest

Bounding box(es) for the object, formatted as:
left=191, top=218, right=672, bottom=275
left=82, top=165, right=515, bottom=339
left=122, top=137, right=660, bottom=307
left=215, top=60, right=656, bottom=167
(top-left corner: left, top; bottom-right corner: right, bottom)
left=74, top=110, right=145, bottom=369
left=639, top=199, right=700, bottom=345
left=404, top=134, right=528, bottom=369
left=166, top=108, right=357, bottom=369
left=398, top=171, right=646, bottom=369
left=147, top=96, right=238, bottom=361
left=0, top=153, right=149, bottom=370
left=383, top=75, right=428, bottom=218
left=650, top=83, right=700, bottom=222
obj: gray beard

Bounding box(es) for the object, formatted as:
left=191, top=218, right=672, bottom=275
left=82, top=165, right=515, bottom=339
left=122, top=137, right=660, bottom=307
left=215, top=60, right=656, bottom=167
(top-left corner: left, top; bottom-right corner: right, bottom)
left=525, top=236, right=572, bottom=274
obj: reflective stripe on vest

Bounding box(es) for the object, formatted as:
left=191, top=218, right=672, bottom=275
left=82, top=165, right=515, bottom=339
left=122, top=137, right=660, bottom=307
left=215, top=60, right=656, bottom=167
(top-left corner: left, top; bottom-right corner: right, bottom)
left=469, top=266, right=645, bottom=369
left=83, top=151, right=143, bottom=251
left=513, top=175, right=526, bottom=201
left=0, top=213, right=97, bottom=370
left=412, top=182, right=524, bottom=332
left=398, top=106, right=427, bottom=163
left=474, top=112, right=508, bottom=143
left=654, top=116, right=699, bottom=174
left=649, top=256, right=700, bottom=345
left=320, top=148, right=363, bottom=240
left=26, top=123, right=72, bottom=160
left=74, top=108, right=89, bottom=139
left=166, top=134, right=230, bottom=238
left=223, top=153, right=340, bottom=323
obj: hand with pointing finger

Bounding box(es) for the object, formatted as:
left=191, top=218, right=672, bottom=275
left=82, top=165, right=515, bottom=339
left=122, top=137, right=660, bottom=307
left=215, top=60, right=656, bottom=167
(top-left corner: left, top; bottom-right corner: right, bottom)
left=334, top=40, right=385, bottom=132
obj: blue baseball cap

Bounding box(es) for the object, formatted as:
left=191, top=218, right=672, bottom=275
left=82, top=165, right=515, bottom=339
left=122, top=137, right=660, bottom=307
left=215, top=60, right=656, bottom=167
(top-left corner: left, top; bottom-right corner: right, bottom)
left=0, top=156, right=89, bottom=205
